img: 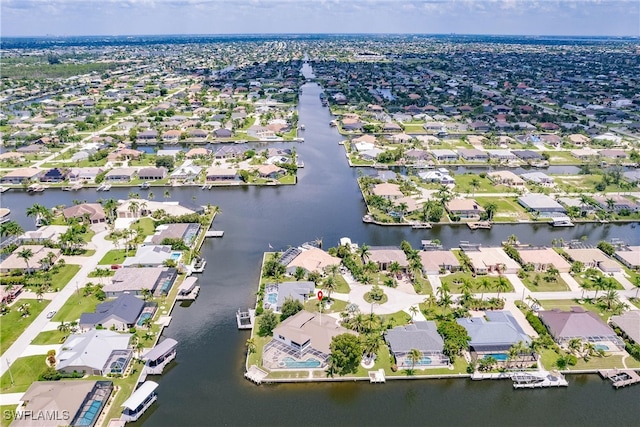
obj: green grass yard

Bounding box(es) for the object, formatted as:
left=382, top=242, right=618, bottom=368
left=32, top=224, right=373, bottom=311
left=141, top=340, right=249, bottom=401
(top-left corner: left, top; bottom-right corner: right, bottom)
left=0, top=299, right=50, bottom=353
left=0, top=355, right=47, bottom=393
left=98, top=249, right=127, bottom=265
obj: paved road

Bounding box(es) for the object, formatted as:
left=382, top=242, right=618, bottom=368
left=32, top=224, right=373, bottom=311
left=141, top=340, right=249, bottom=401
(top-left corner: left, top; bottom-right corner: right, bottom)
left=0, top=226, right=114, bottom=377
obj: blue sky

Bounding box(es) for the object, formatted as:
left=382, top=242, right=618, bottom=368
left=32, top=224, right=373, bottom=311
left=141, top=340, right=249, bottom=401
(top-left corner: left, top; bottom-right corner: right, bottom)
left=2, top=0, right=639, bottom=37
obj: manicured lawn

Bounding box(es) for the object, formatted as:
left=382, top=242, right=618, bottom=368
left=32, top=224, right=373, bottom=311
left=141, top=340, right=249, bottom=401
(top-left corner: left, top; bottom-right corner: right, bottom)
left=538, top=299, right=609, bottom=317
left=474, top=197, right=531, bottom=221
left=304, top=298, right=347, bottom=314
left=98, top=249, right=127, bottom=265
left=0, top=405, right=17, bottom=427
left=545, top=150, right=583, bottom=165
left=31, top=329, right=67, bottom=345
left=413, top=275, right=433, bottom=295
left=519, top=271, right=570, bottom=292
left=133, top=217, right=157, bottom=237
left=80, top=228, right=95, bottom=244
left=278, top=175, right=296, bottom=185
left=454, top=174, right=511, bottom=194
left=380, top=310, right=411, bottom=327
left=51, top=264, right=81, bottom=289
left=51, top=292, right=102, bottom=323
left=440, top=272, right=513, bottom=294
left=331, top=275, right=351, bottom=293
left=0, top=355, right=47, bottom=393
left=96, top=359, right=146, bottom=424
left=541, top=348, right=640, bottom=371
left=0, top=299, right=50, bottom=353
left=628, top=298, right=640, bottom=309
left=572, top=270, right=625, bottom=290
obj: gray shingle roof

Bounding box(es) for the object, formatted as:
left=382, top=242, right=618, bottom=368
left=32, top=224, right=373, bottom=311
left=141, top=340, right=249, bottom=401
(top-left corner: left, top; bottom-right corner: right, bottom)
left=385, top=321, right=444, bottom=353
left=457, top=311, right=530, bottom=349
left=79, top=294, right=145, bottom=328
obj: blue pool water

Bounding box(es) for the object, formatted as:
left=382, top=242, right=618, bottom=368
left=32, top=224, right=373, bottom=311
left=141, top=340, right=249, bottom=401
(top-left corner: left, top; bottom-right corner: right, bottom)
left=137, top=312, right=152, bottom=326
left=279, top=357, right=321, bottom=369
left=416, top=356, right=432, bottom=365
left=266, top=293, right=277, bottom=304
left=170, top=252, right=181, bottom=261
left=110, top=357, right=127, bottom=373
left=595, top=344, right=609, bottom=351
left=484, top=353, right=509, bottom=361
left=75, top=399, right=103, bottom=426
left=158, top=277, right=173, bottom=294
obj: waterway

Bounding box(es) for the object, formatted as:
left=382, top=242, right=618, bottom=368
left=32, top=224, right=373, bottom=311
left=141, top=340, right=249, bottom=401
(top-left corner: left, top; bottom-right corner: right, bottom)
left=1, top=64, right=639, bottom=426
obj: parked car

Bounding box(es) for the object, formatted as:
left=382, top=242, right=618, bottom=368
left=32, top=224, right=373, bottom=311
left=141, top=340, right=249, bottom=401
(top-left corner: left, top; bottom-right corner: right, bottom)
left=46, top=310, right=56, bottom=319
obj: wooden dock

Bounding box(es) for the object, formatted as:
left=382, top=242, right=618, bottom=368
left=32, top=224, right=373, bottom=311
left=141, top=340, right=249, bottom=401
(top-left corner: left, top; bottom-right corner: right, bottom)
left=236, top=308, right=255, bottom=330
left=205, top=230, right=224, bottom=238
left=468, top=221, right=492, bottom=230
left=599, top=369, right=640, bottom=388
left=369, top=369, right=386, bottom=383
left=245, top=365, right=269, bottom=385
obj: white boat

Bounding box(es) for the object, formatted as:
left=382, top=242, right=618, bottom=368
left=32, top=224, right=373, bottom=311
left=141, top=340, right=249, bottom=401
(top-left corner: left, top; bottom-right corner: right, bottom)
left=296, top=160, right=305, bottom=168
left=140, top=182, right=151, bottom=189
left=0, top=208, right=10, bottom=224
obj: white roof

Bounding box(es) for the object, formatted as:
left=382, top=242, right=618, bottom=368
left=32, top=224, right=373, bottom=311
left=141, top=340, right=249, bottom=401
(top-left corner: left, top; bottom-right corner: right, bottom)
left=122, top=381, right=158, bottom=410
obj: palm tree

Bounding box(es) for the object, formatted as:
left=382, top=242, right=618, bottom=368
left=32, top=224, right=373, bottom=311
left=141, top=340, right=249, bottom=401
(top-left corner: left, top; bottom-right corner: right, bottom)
left=35, top=287, right=44, bottom=302
left=26, top=203, right=51, bottom=227
left=507, top=234, right=518, bottom=245
left=322, top=276, right=338, bottom=302
left=128, top=201, right=140, bottom=218
left=483, top=202, right=498, bottom=221
left=246, top=338, right=256, bottom=355
left=388, top=261, right=402, bottom=278
left=325, top=264, right=340, bottom=279
left=140, top=288, right=152, bottom=301
left=495, top=277, right=509, bottom=299
left=57, top=321, right=71, bottom=338
left=17, top=247, right=34, bottom=274
left=0, top=220, right=24, bottom=237
left=358, top=243, right=371, bottom=264
left=601, top=288, right=619, bottom=311
left=409, top=305, right=418, bottom=323
left=592, top=275, right=607, bottom=299
left=408, top=348, right=422, bottom=372
left=479, top=278, right=492, bottom=301
left=102, top=199, right=118, bottom=223
left=568, top=338, right=582, bottom=355
left=470, top=177, right=480, bottom=196
left=605, top=198, right=615, bottom=211
left=362, top=333, right=381, bottom=359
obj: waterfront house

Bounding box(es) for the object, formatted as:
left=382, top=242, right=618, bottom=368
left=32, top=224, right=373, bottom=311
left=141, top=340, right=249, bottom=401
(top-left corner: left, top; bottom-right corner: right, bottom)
left=0, top=167, right=42, bottom=184
left=104, top=267, right=177, bottom=297
left=161, top=129, right=182, bottom=142
left=610, top=311, right=640, bottom=345
left=257, top=164, right=285, bottom=179
left=488, top=171, right=525, bottom=187
left=122, top=245, right=175, bottom=268
left=79, top=294, right=148, bottom=331
left=368, top=246, right=409, bottom=272
left=63, top=203, right=106, bottom=224
left=418, top=170, right=454, bottom=184
left=214, top=128, right=233, bottom=138
left=486, top=149, right=517, bottom=161
left=148, top=223, right=200, bottom=246
left=138, top=167, right=167, bottom=181
left=213, top=146, right=244, bottom=159
left=517, top=248, right=571, bottom=272
left=385, top=321, right=450, bottom=368
left=563, top=248, right=621, bottom=273
left=116, top=199, right=199, bottom=219
left=185, top=148, right=210, bottom=158
left=520, top=172, right=554, bottom=185
left=512, top=150, right=544, bottom=161
left=445, top=198, right=485, bottom=220
left=599, top=149, right=627, bottom=160
left=430, top=149, right=458, bottom=162
left=371, top=183, right=403, bottom=200
left=142, top=338, right=178, bottom=375
left=13, top=381, right=113, bottom=427
left=107, top=148, right=142, bottom=162
left=137, top=129, right=158, bottom=143
left=538, top=307, right=623, bottom=349
left=39, top=167, right=68, bottom=183
left=518, top=194, right=566, bottom=215
left=353, top=141, right=375, bottom=152
left=0, top=245, right=61, bottom=274
left=592, top=195, right=639, bottom=213
left=461, top=246, right=520, bottom=275
left=613, top=246, right=640, bottom=271
left=262, top=310, right=356, bottom=370
left=170, top=163, right=202, bottom=182
left=360, top=148, right=384, bottom=161
left=419, top=250, right=461, bottom=275
left=570, top=148, right=599, bottom=160
left=206, top=167, right=240, bottom=181
left=18, top=225, right=68, bottom=244
left=121, top=381, right=158, bottom=423
left=458, top=148, right=489, bottom=162
left=68, top=167, right=104, bottom=182
left=285, top=248, right=341, bottom=275
left=57, top=330, right=133, bottom=376
left=456, top=311, right=531, bottom=359
left=156, top=149, right=181, bottom=158
left=263, top=281, right=315, bottom=312
left=105, top=167, right=137, bottom=182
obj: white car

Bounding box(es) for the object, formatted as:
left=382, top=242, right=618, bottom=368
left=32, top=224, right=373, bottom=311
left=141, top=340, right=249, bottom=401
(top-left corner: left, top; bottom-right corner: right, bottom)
left=46, top=311, right=56, bottom=319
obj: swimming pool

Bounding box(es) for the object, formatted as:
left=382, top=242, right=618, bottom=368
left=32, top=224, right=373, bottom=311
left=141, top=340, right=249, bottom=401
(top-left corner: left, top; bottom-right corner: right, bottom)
left=266, top=293, right=277, bottom=304
left=75, top=399, right=103, bottom=426
left=158, top=277, right=173, bottom=294
left=484, top=353, right=509, bottom=361
left=595, top=344, right=609, bottom=351
left=137, top=312, right=152, bottom=326
left=109, top=357, right=128, bottom=374
left=416, top=356, right=432, bottom=365
left=279, top=357, right=321, bottom=369
left=170, top=252, right=181, bottom=261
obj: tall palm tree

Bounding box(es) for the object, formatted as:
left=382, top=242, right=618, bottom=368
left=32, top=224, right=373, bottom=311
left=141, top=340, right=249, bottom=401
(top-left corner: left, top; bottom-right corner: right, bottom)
left=483, top=202, right=498, bottom=221
left=246, top=338, right=256, bottom=355
left=57, top=321, right=71, bottom=338
left=362, top=333, right=381, bottom=359
left=408, top=348, right=422, bottom=372
left=358, top=243, right=371, bottom=265
left=495, top=277, right=509, bottom=299
left=0, top=220, right=24, bottom=237
left=17, top=247, right=34, bottom=274
left=470, top=177, right=480, bottom=196
left=26, top=203, right=51, bottom=227
left=325, top=264, right=340, bottom=279
left=388, top=261, right=402, bottom=278
left=409, top=305, right=418, bottom=323
left=128, top=201, right=140, bottom=218
left=322, top=276, right=338, bottom=302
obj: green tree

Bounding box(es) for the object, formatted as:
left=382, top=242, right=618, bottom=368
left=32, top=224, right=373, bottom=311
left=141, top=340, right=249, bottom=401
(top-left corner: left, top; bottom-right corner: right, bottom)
left=246, top=338, right=256, bottom=355
left=155, top=156, right=175, bottom=171
left=293, top=266, right=306, bottom=281
left=328, top=333, right=362, bottom=376
left=408, top=348, right=422, bottom=373
left=483, top=202, right=498, bottom=221
left=258, top=310, right=279, bottom=337
left=280, top=298, right=303, bottom=321
left=17, top=247, right=34, bottom=274
left=0, top=220, right=24, bottom=237
left=322, top=276, right=338, bottom=301
left=358, top=243, right=371, bottom=264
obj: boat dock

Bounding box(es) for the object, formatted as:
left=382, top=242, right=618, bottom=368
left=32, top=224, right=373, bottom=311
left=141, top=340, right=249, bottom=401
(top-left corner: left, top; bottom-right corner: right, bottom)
left=63, top=182, right=83, bottom=191
left=201, top=184, right=213, bottom=190
left=549, top=216, right=574, bottom=227
left=176, top=277, right=200, bottom=301
left=599, top=369, right=640, bottom=388
left=411, top=222, right=432, bottom=229
left=468, top=221, right=492, bottom=230
left=245, top=365, right=269, bottom=385
left=236, top=308, right=255, bottom=329
left=369, top=369, right=386, bottom=383
left=511, top=371, right=568, bottom=389
left=205, top=230, right=224, bottom=238
left=96, top=183, right=112, bottom=191
left=27, top=183, right=46, bottom=192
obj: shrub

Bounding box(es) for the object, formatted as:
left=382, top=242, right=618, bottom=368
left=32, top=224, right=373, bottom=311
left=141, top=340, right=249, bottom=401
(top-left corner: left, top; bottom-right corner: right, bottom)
left=526, top=311, right=548, bottom=336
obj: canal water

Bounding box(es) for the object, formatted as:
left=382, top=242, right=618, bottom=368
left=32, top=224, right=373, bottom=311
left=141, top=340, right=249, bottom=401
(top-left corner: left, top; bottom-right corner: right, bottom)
left=1, top=65, right=639, bottom=425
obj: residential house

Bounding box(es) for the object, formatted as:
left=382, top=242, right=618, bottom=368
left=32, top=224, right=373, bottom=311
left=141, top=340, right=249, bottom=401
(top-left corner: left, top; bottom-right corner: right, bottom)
left=284, top=248, right=341, bottom=275
left=104, top=267, right=177, bottom=297
left=107, top=148, right=142, bottom=162
left=512, top=150, right=544, bottom=161
left=571, top=148, right=599, bottom=160
left=592, top=195, right=639, bottom=213
left=418, top=170, right=454, bottom=184
left=0, top=245, right=61, bottom=273
left=599, top=149, right=627, bottom=160
left=385, top=321, right=449, bottom=368
left=488, top=171, right=525, bottom=188
left=456, top=311, right=531, bottom=359
left=430, top=149, right=458, bottom=162
left=371, top=183, right=403, bottom=200
left=116, top=199, right=200, bottom=219
left=613, top=246, right=640, bottom=271
left=137, top=129, right=158, bottom=142
left=458, top=148, right=489, bottom=162
left=148, top=223, right=200, bottom=246
left=610, top=311, right=640, bottom=345
left=368, top=246, right=409, bottom=272
left=213, top=146, right=244, bottom=159
left=445, top=198, right=485, bottom=220
left=18, top=225, right=68, bottom=244
left=205, top=168, right=240, bottom=181
left=105, top=167, right=137, bottom=182
left=63, top=203, right=107, bottom=224
left=257, top=164, right=285, bottom=179
left=170, top=163, right=202, bottom=182
left=79, top=294, right=148, bottom=331
left=68, top=167, right=104, bottom=182
left=138, top=167, right=167, bottom=181
left=185, top=148, right=210, bottom=158
left=563, top=248, right=621, bottom=273
left=538, top=307, right=622, bottom=348
left=39, top=168, right=68, bottom=183
left=122, top=245, right=175, bottom=268
left=214, top=128, right=233, bottom=138
left=462, top=246, right=520, bottom=274
left=520, top=172, right=554, bottom=185
left=419, top=250, right=461, bottom=275
left=0, top=167, right=42, bottom=184
left=161, top=129, right=182, bottom=142
left=486, top=149, right=517, bottom=161
left=518, top=194, right=566, bottom=215
left=57, top=330, right=133, bottom=376
left=517, top=248, right=571, bottom=273
left=262, top=281, right=315, bottom=312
